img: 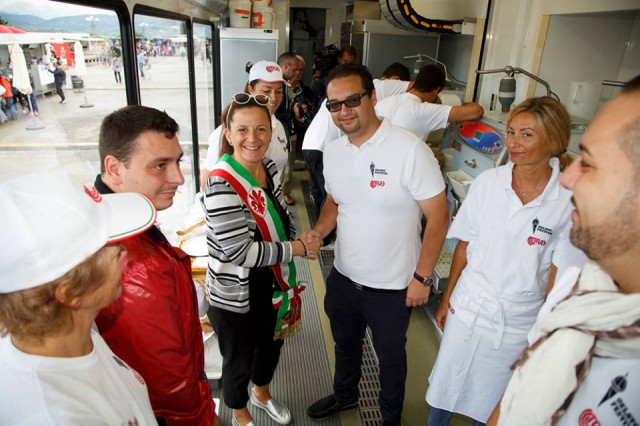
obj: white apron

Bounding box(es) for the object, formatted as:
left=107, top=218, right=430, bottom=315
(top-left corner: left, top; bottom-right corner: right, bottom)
left=426, top=275, right=545, bottom=423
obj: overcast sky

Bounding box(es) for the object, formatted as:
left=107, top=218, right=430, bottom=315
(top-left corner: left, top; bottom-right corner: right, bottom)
left=2, top=0, right=106, bottom=19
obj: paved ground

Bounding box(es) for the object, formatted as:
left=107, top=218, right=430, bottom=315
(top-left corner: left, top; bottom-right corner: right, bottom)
left=0, top=55, right=216, bottom=215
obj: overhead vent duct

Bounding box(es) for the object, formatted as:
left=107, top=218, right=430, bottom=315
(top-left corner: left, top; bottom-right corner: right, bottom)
left=184, top=0, right=227, bottom=18
left=380, top=0, right=461, bottom=33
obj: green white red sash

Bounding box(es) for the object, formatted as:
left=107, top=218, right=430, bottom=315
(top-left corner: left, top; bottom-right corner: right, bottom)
left=210, top=154, right=305, bottom=339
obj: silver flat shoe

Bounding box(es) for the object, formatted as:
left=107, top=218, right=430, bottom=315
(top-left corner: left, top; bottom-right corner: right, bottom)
left=231, top=416, right=256, bottom=426
left=249, top=389, right=292, bottom=425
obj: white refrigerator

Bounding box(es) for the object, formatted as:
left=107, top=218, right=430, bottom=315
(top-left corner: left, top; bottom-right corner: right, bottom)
left=217, top=27, right=279, bottom=113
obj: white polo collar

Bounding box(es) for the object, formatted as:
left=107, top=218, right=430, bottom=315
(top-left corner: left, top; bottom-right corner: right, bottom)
left=499, top=157, right=561, bottom=202
left=340, top=117, right=389, bottom=148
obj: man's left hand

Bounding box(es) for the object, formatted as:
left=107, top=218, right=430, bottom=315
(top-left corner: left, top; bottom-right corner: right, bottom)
left=405, top=279, right=430, bottom=307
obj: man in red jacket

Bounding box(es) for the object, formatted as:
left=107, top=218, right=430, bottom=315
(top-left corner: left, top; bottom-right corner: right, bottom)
left=94, top=105, right=219, bottom=426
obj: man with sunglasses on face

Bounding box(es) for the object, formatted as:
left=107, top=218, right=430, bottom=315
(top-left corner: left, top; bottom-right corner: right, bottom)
left=306, top=64, right=450, bottom=426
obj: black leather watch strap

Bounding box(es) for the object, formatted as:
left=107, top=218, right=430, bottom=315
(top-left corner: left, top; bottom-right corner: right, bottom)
left=413, top=271, right=433, bottom=287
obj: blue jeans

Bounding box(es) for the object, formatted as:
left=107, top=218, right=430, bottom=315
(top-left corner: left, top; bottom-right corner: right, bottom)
left=29, top=92, right=38, bottom=113
left=428, top=406, right=485, bottom=426
left=4, top=97, right=17, bottom=120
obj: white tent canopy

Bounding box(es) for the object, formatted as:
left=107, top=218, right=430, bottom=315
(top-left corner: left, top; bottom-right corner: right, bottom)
left=9, top=44, right=32, bottom=95
left=73, top=40, right=87, bottom=77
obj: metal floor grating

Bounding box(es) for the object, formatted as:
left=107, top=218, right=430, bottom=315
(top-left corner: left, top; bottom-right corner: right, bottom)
left=301, top=180, right=385, bottom=426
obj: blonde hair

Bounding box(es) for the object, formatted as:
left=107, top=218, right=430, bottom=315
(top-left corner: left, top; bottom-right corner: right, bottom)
left=0, top=245, right=114, bottom=341
left=507, top=97, right=573, bottom=171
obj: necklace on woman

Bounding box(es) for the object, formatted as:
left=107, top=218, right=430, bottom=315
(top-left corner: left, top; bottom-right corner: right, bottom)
left=512, top=166, right=552, bottom=198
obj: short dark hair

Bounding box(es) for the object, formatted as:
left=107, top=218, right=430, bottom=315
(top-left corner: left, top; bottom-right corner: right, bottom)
left=326, top=63, right=375, bottom=97
left=277, top=52, right=297, bottom=67
left=413, top=64, right=446, bottom=93
left=99, top=105, right=179, bottom=172
left=341, top=45, right=357, bottom=59
left=622, top=74, right=640, bottom=94
left=618, top=74, right=640, bottom=179
left=381, top=62, right=411, bottom=81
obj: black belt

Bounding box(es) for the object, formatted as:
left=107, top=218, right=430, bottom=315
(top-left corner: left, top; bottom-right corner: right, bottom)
left=350, top=280, right=405, bottom=294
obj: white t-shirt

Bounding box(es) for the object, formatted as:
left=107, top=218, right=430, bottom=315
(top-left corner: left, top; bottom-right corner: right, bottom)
left=527, top=234, right=588, bottom=344
left=302, top=99, right=341, bottom=151
left=302, top=78, right=410, bottom=152
left=323, top=118, right=445, bottom=289
left=447, top=158, right=573, bottom=332
left=203, top=116, right=288, bottom=181
left=557, top=356, right=640, bottom=426
left=373, top=78, right=410, bottom=99
left=0, top=328, right=158, bottom=425
left=375, top=92, right=452, bottom=141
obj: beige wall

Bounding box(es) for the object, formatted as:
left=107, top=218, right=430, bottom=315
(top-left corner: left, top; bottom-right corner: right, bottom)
left=477, top=0, right=640, bottom=109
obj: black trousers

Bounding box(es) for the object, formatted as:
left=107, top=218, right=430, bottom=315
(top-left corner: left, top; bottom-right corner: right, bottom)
left=325, top=267, right=411, bottom=422
left=55, top=83, right=65, bottom=101
left=208, top=280, right=284, bottom=409
left=303, top=149, right=325, bottom=215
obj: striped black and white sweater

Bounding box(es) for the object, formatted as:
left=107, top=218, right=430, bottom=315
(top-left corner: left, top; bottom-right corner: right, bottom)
left=203, top=157, right=296, bottom=313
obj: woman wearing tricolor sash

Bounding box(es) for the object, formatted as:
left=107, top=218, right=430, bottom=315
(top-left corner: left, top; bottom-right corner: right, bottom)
left=203, top=94, right=321, bottom=426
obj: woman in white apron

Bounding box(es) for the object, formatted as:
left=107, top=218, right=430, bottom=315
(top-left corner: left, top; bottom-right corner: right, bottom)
left=426, top=97, right=574, bottom=425
left=201, top=60, right=289, bottom=190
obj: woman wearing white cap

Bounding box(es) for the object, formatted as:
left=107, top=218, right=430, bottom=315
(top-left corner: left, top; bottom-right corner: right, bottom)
left=0, top=169, right=158, bottom=425
left=201, top=60, right=289, bottom=191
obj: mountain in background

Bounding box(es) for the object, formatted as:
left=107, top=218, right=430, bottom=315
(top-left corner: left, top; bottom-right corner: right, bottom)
left=1, top=12, right=181, bottom=39
left=2, top=13, right=46, bottom=31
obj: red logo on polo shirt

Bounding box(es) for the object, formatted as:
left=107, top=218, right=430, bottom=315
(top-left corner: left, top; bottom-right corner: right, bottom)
left=248, top=187, right=267, bottom=217
left=527, top=236, right=547, bottom=246
left=84, top=185, right=103, bottom=203
left=578, top=409, right=601, bottom=426
left=133, top=370, right=146, bottom=385
left=370, top=180, right=385, bottom=188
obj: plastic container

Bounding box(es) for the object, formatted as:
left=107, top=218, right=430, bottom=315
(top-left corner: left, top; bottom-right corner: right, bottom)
left=567, top=81, right=601, bottom=120
left=252, top=5, right=275, bottom=29
left=446, top=169, right=474, bottom=200
left=442, top=148, right=456, bottom=173
left=229, top=0, right=252, bottom=28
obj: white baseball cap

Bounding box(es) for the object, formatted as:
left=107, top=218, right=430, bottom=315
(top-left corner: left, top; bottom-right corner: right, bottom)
left=0, top=169, right=157, bottom=294
left=249, top=60, right=290, bottom=86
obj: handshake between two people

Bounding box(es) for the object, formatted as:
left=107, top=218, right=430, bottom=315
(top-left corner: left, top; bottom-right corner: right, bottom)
left=298, top=230, right=323, bottom=260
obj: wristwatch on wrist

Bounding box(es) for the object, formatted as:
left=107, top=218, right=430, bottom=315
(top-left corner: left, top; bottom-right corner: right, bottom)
left=413, top=271, right=433, bottom=287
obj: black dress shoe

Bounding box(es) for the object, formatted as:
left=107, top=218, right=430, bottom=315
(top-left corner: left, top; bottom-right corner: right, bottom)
left=307, top=394, right=358, bottom=420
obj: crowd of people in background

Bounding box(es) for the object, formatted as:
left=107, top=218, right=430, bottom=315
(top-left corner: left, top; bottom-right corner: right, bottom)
left=0, top=66, right=39, bottom=123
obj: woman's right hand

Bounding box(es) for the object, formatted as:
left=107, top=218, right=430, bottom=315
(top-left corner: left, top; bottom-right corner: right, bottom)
left=301, top=231, right=322, bottom=259
left=435, top=299, right=449, bottom=331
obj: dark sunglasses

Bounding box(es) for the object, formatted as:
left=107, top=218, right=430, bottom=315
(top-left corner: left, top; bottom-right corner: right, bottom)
left=227, top=93, right=271, bottom=128
left=325, top=92, right=368, bottom=113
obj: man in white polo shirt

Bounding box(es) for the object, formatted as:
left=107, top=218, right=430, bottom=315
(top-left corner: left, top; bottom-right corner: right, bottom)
left=306, top=64, right=450, bottom=425
left=302, top=69, right=411, bottom=215
left=375, top=64, right=484, bottom=142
